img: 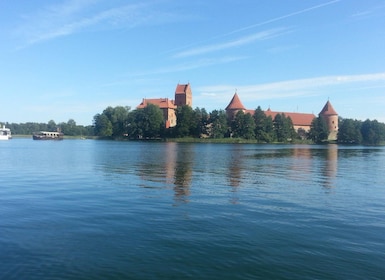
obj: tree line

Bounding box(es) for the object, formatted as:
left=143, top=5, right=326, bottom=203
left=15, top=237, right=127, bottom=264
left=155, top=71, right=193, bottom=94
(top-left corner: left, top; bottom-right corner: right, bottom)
left=4, top=104, right=384, bottom=145
left=93, top=105, right=300, bottom=142
left=3, top=119, right=93, bottom=136
left=92, top=104, right=383, bottom=144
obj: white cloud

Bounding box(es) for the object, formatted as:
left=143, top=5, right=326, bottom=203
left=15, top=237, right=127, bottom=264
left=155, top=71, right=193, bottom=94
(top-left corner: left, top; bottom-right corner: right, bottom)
left=15, top=1, right=156, bottom=47
left=174, top=28, right=289, bottom=58
left=197, top=72, right=385, bottom=101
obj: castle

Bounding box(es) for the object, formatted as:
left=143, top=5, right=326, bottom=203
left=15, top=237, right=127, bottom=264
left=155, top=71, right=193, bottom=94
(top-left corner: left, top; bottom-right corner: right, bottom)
left=137, top=83, right=192, bottom=128
left=137, top=83, right=338, bottom=140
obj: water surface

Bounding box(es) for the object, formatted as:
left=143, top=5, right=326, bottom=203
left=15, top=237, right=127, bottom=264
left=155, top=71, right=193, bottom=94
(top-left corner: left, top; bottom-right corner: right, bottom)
left=1, top=139, right=384, bottom=279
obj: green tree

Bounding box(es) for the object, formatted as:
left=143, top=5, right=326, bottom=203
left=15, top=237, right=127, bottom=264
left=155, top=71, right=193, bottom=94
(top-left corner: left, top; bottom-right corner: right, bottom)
left=309, top=116, right=329, bottom=143
left=93, top=106, right=131, bottom=138
left=47, top=120, right=57, bottom=131
left=337, top=118, right=362, bottom=144
left=110, top=106, right=131, bottom=138
left=194, top=107, right=209, bottom=137
left=208, top=110, right=228, bottom=138
left=93, top=114, right=113, bottom=137
left=253, top=107, right=275, bottom=142
left=129, top=104, right=164, bottom=139
left=361, top=119, right=385, bottom=145
left=60, top=119, right=79, bottom=136
left=274, top=113, right=295, bottom=142
left=231, top=110, right=255, bottom=139
left=174, top=105, right=198, bottom=137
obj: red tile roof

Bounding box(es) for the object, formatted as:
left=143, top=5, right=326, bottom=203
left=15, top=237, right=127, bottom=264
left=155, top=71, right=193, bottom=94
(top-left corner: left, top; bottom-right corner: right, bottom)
left=175, top=83, right=190, bottom=95
left=225, top=93, right=246, bottom=110
left=137, top=98, right=176, bottom=109
left=319, top=101, right=338, bottom=116
left=264, top=109, right=316, bottom=126
left=230, top=94, right=315, bottom=126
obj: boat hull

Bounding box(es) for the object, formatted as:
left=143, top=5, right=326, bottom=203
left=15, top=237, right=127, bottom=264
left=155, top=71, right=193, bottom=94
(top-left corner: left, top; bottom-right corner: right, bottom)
left=32, top=131, right=64, bottom=140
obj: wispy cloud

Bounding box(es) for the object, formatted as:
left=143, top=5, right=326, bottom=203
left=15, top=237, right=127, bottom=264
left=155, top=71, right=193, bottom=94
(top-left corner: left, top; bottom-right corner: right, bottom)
left=198, top=72, right=385, bottom=101
left=221, top=0, right=341, bottom=38
left=166, top=0, right=340, bottom=56
left=15, top=1, right=158, bottom=48
left=174, top=28, right=289, bottom=58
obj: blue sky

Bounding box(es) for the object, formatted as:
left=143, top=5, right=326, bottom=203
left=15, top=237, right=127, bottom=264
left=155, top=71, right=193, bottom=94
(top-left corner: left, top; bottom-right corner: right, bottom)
left=1, top=0, right=385, bottom=125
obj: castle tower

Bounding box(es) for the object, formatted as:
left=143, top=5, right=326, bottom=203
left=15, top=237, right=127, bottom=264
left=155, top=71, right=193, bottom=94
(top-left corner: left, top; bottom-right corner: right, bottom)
left=174, top=83, right=192, bottom=107
left=319, top=100, right=338, bottom=141
left=225, top=93, right=246, bottom=119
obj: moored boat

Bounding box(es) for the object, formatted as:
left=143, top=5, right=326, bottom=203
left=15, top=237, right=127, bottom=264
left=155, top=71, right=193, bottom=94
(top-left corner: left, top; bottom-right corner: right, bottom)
left=32, top=131, right=64, bottom=140
left=0, top=125, right=12, bottom=140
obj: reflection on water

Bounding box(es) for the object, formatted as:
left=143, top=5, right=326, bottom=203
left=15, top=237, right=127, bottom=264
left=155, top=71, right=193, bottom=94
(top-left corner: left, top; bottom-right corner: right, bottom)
left=173, top=143, right=193, bottom=203
left=92, top=142, right=385, bottom=203
left=2, top=140, right=385, bottom=280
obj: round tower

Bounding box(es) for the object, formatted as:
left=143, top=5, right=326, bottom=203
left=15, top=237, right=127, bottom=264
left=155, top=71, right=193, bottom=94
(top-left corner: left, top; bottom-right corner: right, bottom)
left=225, top=93, right=246, bottom=119
left=319, top=100, right=338, bottom=140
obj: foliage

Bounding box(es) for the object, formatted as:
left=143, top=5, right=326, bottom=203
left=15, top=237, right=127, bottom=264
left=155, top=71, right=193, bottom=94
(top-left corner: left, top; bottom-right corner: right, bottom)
left=230, top=111, right=255, bottom=139
left=337, top=118, right=385, bottom=145
left=361, top=119, right=385, bottom=145
left=208, top=110, right=228, bottom=138
left=309, top=116, right=329, bottom=143
left=6, top=103, right=385, bottom=145
left=273, top=113, right=296, bottom=142
left=174, top=105, right=199, bottom=138
left=337, top=118, right=362, bottom=144
left=127, top=104, right=164, bottom=139
left=253, top=107, right=275, bottom=142
left=3, top=120, right=93, bottom=136
left=194, top=107, right=209, bottom=137
left=93, top=106, right=131, bottom=138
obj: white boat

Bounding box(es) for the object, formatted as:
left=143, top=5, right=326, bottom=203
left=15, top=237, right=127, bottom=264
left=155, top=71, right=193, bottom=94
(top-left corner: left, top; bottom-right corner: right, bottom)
left=0, top=125, right=12, bottom=140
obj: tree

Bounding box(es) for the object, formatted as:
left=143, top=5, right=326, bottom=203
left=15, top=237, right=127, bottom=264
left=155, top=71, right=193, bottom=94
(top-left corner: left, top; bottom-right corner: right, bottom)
left=110, top=106, right=131, bottom=138
left=60, top=119, right=79, bottom=136
left=128, top=104, right=164, bottom=139
left=253, top=107, right=275, bottom=142
left=309, top=116, right=329, bottom=143
left=47, top=120, right=57, bottom=131
left=230, top=110, right=255, bottom=139
left=93, top=106, right=131, bottom=138
left=337, top=118, right=362, bottom=144
left=93, top=114, right=113, bottom=137
left=274, top=113, right=295, bottom=142
left=208, top=110, right=228, bottom=138
left=194, top=107, right=209, bottom=137
left=361, top=119, right=385, bottom=145
left=174, top=105, right=198, bottom=137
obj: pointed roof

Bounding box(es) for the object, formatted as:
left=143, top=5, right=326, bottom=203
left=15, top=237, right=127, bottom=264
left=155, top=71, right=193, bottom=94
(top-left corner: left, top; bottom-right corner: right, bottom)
left=225, top=93, right=246, bottom=110
left=319, top=100, right=338, bottom=116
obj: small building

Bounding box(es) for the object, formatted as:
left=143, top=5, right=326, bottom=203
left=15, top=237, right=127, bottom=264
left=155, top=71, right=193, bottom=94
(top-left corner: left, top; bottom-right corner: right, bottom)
left=136, top=83, right=192, bottom=128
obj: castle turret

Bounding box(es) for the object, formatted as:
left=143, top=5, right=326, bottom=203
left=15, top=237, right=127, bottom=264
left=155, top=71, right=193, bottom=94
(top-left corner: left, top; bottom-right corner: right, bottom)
left=225, top=93, right=246, bottom=119
left=174, top=83, right=192, bottom=107
left=319, top=100, right=338, bottom=140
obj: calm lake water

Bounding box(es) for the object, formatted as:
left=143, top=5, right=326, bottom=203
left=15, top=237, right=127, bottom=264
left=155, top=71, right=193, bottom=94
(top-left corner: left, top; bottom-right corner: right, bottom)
left=1, top=139, right=384, bottom=279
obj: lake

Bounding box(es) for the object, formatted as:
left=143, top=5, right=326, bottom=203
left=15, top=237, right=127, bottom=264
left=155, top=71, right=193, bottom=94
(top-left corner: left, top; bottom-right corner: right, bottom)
left=1, top=139, right=384, bottom=279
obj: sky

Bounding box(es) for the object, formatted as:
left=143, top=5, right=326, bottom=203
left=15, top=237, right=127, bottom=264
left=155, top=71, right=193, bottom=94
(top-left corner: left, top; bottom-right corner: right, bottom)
left=1, top=0, right=385, bottom=126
